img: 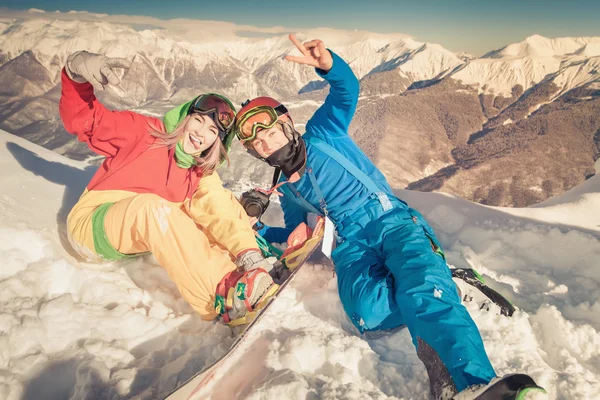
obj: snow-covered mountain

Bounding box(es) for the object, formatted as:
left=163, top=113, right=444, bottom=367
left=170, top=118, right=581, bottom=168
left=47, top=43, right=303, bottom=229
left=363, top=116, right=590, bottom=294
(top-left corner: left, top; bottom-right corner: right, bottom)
left=2, top=128, right=600, bottom=399
left=0, top=18, right=456, bottom=102
left=1, top=14, right=599, bottom=208
left=447, top=35, right=600, bottom=96
left=1, top=17, right=598, bottom=103
left=0, top=17, right=458, bottom=160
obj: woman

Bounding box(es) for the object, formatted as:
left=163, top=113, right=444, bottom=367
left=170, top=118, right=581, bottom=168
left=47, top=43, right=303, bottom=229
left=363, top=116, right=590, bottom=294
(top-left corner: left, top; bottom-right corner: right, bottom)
left=60, top=50, right=275, bottom=325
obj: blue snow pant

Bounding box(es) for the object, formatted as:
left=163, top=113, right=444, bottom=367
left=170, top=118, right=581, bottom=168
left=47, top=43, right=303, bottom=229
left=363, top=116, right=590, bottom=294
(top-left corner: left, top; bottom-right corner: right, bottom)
left=332, top=197, right=496, bottom=393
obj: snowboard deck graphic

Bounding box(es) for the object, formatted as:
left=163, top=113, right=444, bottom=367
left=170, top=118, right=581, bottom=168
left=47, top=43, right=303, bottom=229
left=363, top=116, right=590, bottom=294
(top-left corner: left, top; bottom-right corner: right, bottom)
left=164, top=218, right=326, bottom=400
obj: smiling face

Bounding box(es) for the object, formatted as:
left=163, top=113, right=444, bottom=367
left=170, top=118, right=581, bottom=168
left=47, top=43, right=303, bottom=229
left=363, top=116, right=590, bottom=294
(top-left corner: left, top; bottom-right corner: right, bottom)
left=181, top=114, right=219, bottom=155
left=249, top=123, right=290, bottom=159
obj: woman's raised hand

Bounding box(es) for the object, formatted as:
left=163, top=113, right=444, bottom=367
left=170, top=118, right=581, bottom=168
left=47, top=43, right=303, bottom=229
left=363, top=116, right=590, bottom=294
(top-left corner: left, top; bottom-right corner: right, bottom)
left=66, top=50, right=131, bottom=93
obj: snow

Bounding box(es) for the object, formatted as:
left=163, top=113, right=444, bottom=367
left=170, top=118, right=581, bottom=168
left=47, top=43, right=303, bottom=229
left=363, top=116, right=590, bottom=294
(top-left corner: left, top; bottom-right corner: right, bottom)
left=2, top=127, right=600, bottom=399
left=0, top=18, right=457, bottom=106
left=2, top=17, right=599, bottom=104
left=486, top=35, right=592, bottom=59
left=450, top=56, right=562, bottom=96
left=549, top=56, right=600, bottom=99
left=371, top=40, right=463, bottom=81
left=0, top=18, right=411, bottom=80
left=448, top=35, right=600, bottom=96
left=1, top=21, right=600, bottom=399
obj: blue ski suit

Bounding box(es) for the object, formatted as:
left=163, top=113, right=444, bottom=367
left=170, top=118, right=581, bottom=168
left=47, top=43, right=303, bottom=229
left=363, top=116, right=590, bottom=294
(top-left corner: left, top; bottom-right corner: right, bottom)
left=259, top=51, right=496, bottom=393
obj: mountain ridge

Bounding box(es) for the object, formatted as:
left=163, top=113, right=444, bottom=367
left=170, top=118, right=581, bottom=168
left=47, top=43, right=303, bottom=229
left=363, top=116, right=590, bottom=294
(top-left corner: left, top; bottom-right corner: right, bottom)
left=1, top=17, right=599, bottom=207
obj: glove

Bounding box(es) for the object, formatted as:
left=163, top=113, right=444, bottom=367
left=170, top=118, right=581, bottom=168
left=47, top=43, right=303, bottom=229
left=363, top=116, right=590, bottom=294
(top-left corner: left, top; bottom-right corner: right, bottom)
left=268, top=260, right=291, bottom=284
left=65, top=50, right=131, bottom=92
left=235, top=250, right=275, bottom=273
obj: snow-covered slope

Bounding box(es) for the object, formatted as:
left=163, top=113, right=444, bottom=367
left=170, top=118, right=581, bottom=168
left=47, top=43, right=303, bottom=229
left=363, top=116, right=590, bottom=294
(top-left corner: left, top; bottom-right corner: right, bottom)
left=548, top=56, right=600, bottom=99
left=448, top=35, right=600, bottom=96
left=370, top=39, right=463, bottom=81
left=1, top=127, right=599, bottom=399
left=484, top=35, right=600, bottom=59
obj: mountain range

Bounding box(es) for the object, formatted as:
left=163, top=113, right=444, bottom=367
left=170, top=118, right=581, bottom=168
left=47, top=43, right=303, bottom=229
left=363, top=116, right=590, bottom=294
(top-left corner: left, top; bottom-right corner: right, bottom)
left=1, top=15, right=599, bottom=206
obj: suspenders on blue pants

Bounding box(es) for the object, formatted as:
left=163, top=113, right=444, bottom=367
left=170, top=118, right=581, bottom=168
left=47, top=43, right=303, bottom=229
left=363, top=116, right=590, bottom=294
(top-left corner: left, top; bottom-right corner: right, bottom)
left=282, top=137, right=496, bottom=393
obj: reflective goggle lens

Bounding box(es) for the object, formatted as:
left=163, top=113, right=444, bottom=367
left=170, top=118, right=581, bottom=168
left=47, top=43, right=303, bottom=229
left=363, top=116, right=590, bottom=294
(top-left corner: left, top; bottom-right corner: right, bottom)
left=236, top=107, right=279, bottom=141
left=190, top=94, right=236, bottom=132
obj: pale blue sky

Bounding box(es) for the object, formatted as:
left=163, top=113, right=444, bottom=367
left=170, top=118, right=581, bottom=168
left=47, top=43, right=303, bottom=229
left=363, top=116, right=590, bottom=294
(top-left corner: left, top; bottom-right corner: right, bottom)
left=2, top=0, right=599, bottom=55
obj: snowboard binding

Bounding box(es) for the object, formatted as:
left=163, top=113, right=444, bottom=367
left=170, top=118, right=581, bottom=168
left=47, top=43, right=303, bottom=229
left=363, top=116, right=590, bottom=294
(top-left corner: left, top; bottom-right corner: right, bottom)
left=451, top=267, right=516, bottom=317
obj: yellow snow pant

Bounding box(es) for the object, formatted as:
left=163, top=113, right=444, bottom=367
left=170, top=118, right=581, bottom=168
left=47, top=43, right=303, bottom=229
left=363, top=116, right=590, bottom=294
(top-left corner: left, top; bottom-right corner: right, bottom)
left=69, top=192, right=238, bottom=320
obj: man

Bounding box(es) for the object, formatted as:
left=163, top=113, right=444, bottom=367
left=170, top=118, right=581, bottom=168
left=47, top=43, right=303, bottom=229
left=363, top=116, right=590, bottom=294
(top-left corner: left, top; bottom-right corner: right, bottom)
left=233, top=34, right=545, bottom=399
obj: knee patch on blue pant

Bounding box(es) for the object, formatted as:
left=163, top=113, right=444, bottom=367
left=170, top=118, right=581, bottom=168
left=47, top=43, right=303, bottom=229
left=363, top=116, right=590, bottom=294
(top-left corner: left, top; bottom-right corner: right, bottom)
left=333, top=238, right=403, bottom=332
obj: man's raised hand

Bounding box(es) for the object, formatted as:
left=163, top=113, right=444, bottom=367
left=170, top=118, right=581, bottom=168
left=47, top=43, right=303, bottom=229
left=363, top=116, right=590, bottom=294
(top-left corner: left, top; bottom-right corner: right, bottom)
left=284, top=34, right=333, bottom=72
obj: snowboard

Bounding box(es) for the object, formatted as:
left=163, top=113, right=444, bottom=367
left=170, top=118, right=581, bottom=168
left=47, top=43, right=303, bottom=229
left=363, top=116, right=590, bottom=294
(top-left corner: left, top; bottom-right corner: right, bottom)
left=163, top=217, right=326, bottom=400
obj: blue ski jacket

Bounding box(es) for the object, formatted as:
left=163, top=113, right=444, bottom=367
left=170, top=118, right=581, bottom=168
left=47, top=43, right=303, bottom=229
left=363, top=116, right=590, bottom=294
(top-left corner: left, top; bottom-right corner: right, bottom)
left=258, top=51, right=497, bottom=392
left=260, top=51, right=396, bottom=242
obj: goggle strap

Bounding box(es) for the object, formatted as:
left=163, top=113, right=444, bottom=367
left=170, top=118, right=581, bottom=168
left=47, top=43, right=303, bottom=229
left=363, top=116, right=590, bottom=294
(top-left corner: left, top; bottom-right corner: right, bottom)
left=197, top=93, right=236, bottom=112
left=193, top=108, right=229, bottom=132
left=274, top=104, right=288, bottom=116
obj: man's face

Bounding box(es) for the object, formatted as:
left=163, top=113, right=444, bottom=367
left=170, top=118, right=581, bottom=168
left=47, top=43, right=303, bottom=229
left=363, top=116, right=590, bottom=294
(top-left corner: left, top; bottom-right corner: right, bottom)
left=249, top=124, right=290, bottom=158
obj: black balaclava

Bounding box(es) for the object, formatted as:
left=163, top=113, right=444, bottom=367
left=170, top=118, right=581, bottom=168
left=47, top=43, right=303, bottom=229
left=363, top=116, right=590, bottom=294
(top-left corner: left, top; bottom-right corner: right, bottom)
left=245, top=121, right=307, bottom=180
left=265, top=134, right=307, bottom=179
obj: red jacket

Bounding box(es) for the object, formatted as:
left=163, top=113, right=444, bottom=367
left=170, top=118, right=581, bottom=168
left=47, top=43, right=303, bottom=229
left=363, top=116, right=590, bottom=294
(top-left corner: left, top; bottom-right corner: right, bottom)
left=60, top=68, right=258, bottom=258
left=59, top=68, right=202, bottom=201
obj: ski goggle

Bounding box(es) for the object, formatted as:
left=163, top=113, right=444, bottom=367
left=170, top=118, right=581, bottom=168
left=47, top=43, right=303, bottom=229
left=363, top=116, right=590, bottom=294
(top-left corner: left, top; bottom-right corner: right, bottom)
left=235, top=105, right=288, bottom=142
left=188, top=94, right=236, bottom=133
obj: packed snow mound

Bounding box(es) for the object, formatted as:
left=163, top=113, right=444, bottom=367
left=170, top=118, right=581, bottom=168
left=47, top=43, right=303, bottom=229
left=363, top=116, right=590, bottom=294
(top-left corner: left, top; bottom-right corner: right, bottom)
left=1, top=125, right=600, bottom=400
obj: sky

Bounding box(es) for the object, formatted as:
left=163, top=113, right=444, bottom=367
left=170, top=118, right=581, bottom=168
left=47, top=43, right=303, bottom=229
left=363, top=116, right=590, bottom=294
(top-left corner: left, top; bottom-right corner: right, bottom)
left=1, top=0, right=600, bottom=55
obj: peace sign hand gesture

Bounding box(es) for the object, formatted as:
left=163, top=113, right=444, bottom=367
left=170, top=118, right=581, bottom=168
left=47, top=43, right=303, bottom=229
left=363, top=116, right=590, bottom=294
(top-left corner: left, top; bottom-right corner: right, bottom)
left=284, top=34, right=333, bottom=72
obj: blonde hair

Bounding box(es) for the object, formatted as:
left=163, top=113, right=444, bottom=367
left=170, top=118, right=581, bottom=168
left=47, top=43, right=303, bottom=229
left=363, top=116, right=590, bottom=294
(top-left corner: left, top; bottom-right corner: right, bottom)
left=149, top=114, right=229, bottom=175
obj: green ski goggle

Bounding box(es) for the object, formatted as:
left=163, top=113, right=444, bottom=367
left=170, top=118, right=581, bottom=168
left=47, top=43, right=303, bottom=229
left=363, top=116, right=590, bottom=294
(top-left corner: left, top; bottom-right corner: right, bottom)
left=235, top=105, right=289, bottom=142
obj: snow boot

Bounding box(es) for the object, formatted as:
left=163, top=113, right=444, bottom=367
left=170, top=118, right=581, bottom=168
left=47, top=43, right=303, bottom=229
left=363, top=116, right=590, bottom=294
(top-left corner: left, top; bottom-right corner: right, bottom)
left=214, top=268, right=279, bottom=326
left=452, top=373, right=546, bottom=399
left=451, top=267, right=516, bottom=317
